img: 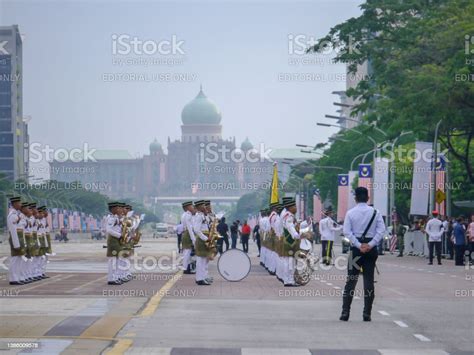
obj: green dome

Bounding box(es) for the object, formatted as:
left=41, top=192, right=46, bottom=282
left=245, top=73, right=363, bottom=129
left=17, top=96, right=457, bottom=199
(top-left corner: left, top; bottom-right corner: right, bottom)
left=149, top=138, right=162, bottom=152
left=241, top=137, right=253, bottom=150
left=181, top=86, right=222, bottom=125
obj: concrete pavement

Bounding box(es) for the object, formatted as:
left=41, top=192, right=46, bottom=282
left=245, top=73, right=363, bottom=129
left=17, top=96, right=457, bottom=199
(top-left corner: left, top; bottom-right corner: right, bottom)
left=0, top=237, right=472, bottom=354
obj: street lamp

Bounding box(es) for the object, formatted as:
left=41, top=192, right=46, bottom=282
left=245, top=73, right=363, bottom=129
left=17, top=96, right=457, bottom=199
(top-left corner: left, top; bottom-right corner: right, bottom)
left=324, top=114, right=388, bottom=138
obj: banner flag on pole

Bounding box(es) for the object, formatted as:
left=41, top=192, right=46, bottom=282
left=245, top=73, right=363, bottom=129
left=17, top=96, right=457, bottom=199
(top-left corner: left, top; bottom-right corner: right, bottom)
left=313, top=191, right=322, bottom=223
left=270, top=163, right=279, bottom=204
left=410, top=141, right=432, bottom=216
left=337, top=174, right=349, bottom=221
left=373, top=158, right=389, bottom=217
left=358, top=164, right=373, bottom=204
left=434, top=154, right=446, bottom=216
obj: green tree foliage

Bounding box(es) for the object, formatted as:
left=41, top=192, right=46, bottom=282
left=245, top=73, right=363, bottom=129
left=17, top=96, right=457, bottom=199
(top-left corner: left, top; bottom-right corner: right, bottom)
left=308, top=0, right=473, bottom=183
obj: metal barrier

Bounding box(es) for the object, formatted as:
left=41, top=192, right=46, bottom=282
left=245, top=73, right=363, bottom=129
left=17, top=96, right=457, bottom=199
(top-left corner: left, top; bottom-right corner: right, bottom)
left=404, top=230, right=428, bottom=256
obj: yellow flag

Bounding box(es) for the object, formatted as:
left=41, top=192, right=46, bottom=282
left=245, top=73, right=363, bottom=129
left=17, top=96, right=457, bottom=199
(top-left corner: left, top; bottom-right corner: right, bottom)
left=270, top=163, right=279, bottom=204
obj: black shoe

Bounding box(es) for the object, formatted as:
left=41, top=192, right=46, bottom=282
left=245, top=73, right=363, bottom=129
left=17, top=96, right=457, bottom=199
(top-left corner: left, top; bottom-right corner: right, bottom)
left=428, top=262, right=433, bottom=265
left=196, top=280, right=211, bottom=286
left=42, top=274, right=50, bottom=279
left=9, top=281, right=24, bottom=285
left=438, top=262, right=442, bottom=265
left=339, top=311, right=350, bottom=321
left=363, top=313, right=371, bottom=322
left=397, top=254, right=403, bottom=257
left=284, top=283, right=297, bottom=287
left=107, top=280, right=122, bottom=285
left=32, top=277, right=42, bottom=281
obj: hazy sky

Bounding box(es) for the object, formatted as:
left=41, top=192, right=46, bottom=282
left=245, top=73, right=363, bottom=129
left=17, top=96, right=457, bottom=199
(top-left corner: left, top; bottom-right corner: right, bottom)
left=1, top=0, right=362, bottom=159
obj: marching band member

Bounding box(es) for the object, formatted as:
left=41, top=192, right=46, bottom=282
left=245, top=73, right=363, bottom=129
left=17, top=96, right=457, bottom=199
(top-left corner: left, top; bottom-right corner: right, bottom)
left=181, top=201, right=196, bottom=274
left=193, top=200, right=212, bottom=285
left=22, top=202, right=35, bottom=282
left=281, top=198, right=300, bottom=287
left=274, top=203, right=284, bottom=283
left=18, top=202, right=32, bottom=283
left=120, top=204, right=134, bottom=282
left=319, top=207, right=342, bottom=266
left=267, top=203, right=279, bottom=280
left=36, top=206, right=48, bottom=279
left=41, top=207, right=52, bottom=278
left=258, top=210, right=267, bottom=267
left=7, top=196, right=24, bottom=285
left=106, top=202, right=123, bottom=285
left=29, top=203, right=42, bottom=280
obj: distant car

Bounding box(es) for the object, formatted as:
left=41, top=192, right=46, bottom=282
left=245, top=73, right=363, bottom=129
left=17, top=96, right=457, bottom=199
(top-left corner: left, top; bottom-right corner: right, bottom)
left=154, top=223, right=169, bottom=238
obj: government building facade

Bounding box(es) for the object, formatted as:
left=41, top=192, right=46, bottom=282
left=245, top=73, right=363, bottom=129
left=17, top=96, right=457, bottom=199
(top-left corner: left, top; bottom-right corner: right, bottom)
left=50, top=87, right=277, bottom=204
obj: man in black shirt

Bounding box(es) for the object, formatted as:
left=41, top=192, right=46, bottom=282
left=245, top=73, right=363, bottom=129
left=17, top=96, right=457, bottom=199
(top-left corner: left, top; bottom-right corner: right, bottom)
left=230, top=221, right=239, bottom=249
left=216, top=217, right=229, bottom=254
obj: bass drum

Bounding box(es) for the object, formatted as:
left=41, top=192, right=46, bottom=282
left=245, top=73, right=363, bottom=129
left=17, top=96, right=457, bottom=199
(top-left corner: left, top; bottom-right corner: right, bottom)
left=217, top=249, right=251, bottom=282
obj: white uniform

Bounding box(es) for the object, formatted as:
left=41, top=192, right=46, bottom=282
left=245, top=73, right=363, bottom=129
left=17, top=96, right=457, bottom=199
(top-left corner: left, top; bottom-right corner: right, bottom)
left=29, top=216, right=42, bottom=278
left=281, top=210, right=300, bottom=285
left=7, top=208, right=22, bottom=283
left=267, top=211, right=278, bottom=274
left=106, top=214, right=121, bottom=282
left=181, top=210, right=196, bottom=271
left=260, top=216, right=271, bottom=267
left=193, top=211, right=209, bottom=282
left=272, top=212, right=284, bottom=280
left=426, top=217, right=444, bottom=242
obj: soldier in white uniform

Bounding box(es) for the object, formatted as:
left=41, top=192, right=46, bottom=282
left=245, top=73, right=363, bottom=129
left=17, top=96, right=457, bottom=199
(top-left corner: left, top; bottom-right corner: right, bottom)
left=274, top=204, right=284, bottom=282
left=281, top=198, right=301, bottom=287
left=29, top=203, right=42, bottom=280
left=260, top=210, right=270, bottom=270
left=319, top=207, right=342, bottom=265
left=425, top=210, right=444, bottom=265
left=267, top=205, right=279, bottom=276
left=7, top=196, right=24, bottom=285
left=181, top=201, right=196, bottom=274
left=17, top=203, right=32, bottom=283
left=106, top=202, right=123, bottom=285
left=193, top=200, right=212, bottom=285
left=340, top=187, right=385, bottom=322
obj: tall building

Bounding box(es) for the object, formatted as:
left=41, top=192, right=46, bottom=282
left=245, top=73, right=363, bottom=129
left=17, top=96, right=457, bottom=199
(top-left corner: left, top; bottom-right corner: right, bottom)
left=0, top=25, right=28, bottom=181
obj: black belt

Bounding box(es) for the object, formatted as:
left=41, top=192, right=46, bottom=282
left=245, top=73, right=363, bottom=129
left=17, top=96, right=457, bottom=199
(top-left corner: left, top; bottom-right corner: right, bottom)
left=356, top=237, right=373, bottom=243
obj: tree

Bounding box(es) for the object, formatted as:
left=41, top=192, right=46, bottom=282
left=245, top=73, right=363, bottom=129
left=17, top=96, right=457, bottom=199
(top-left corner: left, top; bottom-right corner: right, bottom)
left=308, top=0, right=474, bottom=183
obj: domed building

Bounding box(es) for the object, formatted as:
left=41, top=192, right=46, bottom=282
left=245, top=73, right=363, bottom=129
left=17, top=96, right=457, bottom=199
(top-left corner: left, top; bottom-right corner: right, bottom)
left=50, top=86, right=274, bottom=202
left=180, top=85, right=223, bottom=143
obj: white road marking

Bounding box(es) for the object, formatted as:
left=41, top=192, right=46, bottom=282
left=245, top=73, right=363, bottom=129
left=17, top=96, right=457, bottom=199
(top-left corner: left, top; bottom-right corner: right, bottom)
left=413, top=333, right=431, bottom=342
left=333, top=286, right=341, bottom=290
left=327, top=283, right=333, bottom=286
left=450, top=275, right=457, bottom=278
left=394, top=320, right=409, bottom=328
left=378, top=310, right=390, bottom=316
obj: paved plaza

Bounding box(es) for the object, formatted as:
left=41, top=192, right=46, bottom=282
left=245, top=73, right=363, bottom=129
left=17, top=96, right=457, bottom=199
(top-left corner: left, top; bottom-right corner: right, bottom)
left=0, top=237, right=473, bottom=355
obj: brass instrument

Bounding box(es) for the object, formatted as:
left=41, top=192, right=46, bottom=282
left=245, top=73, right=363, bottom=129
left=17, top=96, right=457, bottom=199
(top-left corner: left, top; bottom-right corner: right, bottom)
left=120, top=217, right=133, bottom=245
left=131, top=214, right=145, bottom=246
left=205, top=214, right=219, bottom=260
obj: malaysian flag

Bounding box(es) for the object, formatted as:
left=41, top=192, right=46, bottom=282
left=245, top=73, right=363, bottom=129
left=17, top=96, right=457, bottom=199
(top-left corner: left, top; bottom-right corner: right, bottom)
left=358, top=164, right=373, bottom=204
left=337, top=174, right=349, bottom=221
left=313, top=191, right=322, bottom=223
